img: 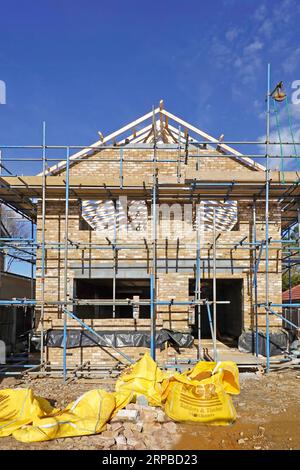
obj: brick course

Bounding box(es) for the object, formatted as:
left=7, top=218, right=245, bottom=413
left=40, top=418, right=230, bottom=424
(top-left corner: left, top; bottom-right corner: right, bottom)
left=35, top=147, right=282, bottom=366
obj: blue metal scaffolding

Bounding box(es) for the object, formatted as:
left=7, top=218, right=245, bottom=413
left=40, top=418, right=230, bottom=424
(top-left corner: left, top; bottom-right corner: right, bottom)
left=0, top=72, right=299, bottom=378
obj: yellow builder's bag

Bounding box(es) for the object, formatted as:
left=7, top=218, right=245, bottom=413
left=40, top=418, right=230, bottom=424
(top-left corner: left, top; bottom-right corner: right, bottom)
left=0, top=387, right=132, bottom=443
left=0, top=388, right=57, bottom=438
left=0, top=354, right=240, bottom=442
left=115, top=352, right=167, bottom=406
left=13, top=389, right=126, bottom=443
left=184, top=360, right=240, bottom=395
left=162, top=362, right=239, bottom=425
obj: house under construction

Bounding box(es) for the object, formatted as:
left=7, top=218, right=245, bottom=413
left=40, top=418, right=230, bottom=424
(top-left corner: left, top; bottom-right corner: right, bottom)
left=0, top=86, right=299, bottom=378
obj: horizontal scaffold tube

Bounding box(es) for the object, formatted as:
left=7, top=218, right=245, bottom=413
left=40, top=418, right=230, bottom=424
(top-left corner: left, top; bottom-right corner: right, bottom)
left=0, top=299, right=230, bottom=306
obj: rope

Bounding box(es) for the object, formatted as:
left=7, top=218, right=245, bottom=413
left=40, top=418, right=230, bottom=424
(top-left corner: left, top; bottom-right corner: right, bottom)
left=285, top=96, right=300, bottom=180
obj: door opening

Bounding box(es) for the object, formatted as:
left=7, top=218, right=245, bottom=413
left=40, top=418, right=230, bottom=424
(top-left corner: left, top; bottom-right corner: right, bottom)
left=189, top=278, right=243, bottom=346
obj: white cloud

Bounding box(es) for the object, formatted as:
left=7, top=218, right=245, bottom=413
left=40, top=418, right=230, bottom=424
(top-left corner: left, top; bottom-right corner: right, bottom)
left=258, top=19, right=273, bottom=38
left=229, top=0, right=299, bottom=103
left=282, top=47, right=300, bottom=74
left=210, top=37, right=233, bottom=68
left=244, top=40, right=264, bottom=55
left=253, top=4, right=267, bottom=22
left=233, top=40, right=264, bottom=86
left=225, top=27, right=240, bottom=42
left=258, top=101, right=300, bottom=170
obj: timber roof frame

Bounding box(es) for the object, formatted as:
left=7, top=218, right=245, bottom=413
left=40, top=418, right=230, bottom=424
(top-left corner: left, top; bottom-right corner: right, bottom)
left=41, top=101, right=265, bottom=176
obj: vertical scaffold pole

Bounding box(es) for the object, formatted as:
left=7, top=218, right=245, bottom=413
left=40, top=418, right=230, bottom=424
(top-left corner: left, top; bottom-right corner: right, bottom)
left=196, top=205, right=202, bottom=360
left=113, top=198, right=117, bottom=319
left=151, top=107, right=157, bottom=361
left=63, top=147, right=70, bottom=381
left=29, top=219, right=35, bottom=354
left=177, top=125, right=181, bottom=182
left=213, top=207, right=217, bottom=360
left=253, top=198, right=259, bottom=356
left=288, top=227, right=292, bottom=305
left=30, top=220, right=34, bottom=300
left=265, top=64, right=271, bottom=372
left=297, top=208, right=300, bottom=247
left=40, top=121, right=46, bottom=369
left=120, top=147, right=123, bottom=189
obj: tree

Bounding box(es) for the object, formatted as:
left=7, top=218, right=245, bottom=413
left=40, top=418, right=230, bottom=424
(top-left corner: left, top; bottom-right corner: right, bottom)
left=0, top=203, right=32, bottom=271
left=282, top=223, right=300, bottom=292
left=282, top=269, right=300, bottom=292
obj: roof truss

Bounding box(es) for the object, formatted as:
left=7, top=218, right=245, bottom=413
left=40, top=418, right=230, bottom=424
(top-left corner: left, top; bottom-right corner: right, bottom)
left=43, top=101, right=265, bottom=175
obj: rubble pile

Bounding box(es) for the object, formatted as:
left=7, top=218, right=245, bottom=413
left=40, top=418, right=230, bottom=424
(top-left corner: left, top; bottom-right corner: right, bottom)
left=102, top=402, right=178, bottom=450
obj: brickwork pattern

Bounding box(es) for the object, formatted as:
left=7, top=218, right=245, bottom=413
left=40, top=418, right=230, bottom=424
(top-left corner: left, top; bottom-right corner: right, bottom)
left=35, top=148, right=282, bottom=364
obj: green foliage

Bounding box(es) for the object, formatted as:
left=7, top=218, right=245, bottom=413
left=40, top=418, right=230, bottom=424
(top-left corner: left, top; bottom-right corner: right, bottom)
left=282, top=270, right=300, bottom=292
left=282, top=224, right=300, bottom=292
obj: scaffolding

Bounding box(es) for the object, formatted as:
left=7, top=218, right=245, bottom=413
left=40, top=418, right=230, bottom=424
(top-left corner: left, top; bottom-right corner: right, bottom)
left=0, top=64, right=300, bottom=379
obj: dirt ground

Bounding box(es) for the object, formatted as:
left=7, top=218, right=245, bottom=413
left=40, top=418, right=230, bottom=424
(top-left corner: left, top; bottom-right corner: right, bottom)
left=0, top=368, right=299, bottom=450
left=176, top=369, right=300, bottom=450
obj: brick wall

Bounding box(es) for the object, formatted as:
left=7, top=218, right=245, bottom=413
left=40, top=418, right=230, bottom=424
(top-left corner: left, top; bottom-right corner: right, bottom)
left=35, top=147, right=282, bottom=365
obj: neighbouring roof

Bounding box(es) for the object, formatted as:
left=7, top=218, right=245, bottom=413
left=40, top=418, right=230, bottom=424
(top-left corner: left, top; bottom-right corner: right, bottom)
left=41, top=100, right=265, bottom=176
left=282, top=284, right=300, bottom=302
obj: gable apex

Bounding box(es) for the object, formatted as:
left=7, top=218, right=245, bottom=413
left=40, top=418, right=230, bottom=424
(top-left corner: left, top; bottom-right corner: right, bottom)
left=41, top=101, right=265, bottom=175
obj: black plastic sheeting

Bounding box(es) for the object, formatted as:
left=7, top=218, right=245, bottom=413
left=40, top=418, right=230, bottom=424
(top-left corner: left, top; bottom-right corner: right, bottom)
left=46, top=329, right=194, bottom=350
left=238, top=330, right=289, bottom=356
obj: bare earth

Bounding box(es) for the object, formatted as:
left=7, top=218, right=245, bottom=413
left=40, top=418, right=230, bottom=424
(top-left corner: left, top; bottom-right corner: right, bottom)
left=0, top=369, right=299, bottom=451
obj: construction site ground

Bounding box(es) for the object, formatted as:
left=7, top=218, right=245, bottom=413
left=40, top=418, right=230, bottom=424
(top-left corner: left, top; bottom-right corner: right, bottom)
left=0, top=368, right=299, bottom=451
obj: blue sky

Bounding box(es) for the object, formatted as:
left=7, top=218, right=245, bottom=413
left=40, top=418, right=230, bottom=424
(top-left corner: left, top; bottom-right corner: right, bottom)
left=1, top=0, right=300, bottom=164
left=0, top=0, right=300, bottom=274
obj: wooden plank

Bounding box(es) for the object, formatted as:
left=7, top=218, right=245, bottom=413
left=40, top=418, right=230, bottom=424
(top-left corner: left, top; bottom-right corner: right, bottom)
left=118, top=123, right=153, bottom=144
left=161, top=109, right=266, bottom=171
left=42, top=107, right=160, bottom=175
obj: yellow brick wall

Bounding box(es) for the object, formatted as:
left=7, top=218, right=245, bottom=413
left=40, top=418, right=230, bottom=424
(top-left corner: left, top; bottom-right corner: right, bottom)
left=35, top=148, right=283, bottom=364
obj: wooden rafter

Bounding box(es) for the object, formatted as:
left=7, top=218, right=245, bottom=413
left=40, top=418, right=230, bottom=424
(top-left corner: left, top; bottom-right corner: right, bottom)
left=41, top=107, right=161, bottom=175
left=165, top=127, right=178, bottom=144
left=143, top=125, right=154, bottom=143
left=41, top=103, right=264, bottom=175
left=161, top=109, right=265, bottom=171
